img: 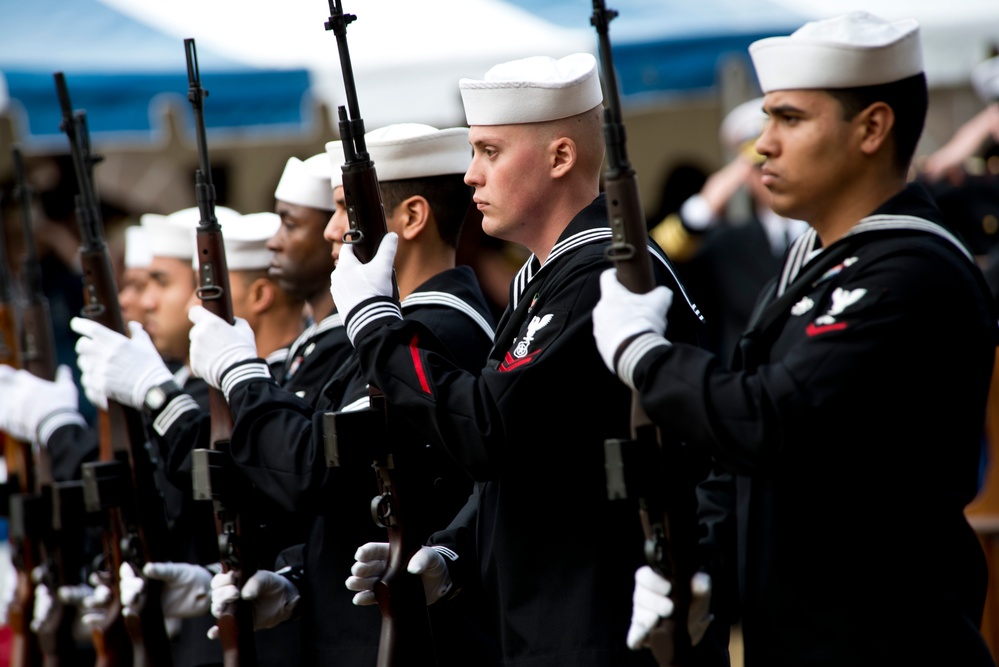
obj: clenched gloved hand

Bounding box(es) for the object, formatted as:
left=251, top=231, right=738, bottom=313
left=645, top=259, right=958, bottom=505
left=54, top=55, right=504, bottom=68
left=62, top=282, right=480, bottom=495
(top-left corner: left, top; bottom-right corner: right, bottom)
left=207, top=569, right=300, bottom=639
left=72, top=317, right=174, bottom=410
left=626, top=566, right=713, bottom=653
left=188, top=305, right=258, bottom=392
left=31, top=566, right=95, bottom=643
left=0, top=364, right=83, bottom=444
left=329, top=232, right=399, bottom=344
left=119, top=561, right=212, bottom=619
left=592, top=268, right=673, bottom=383
left=345, top=542, right=454, bottom=607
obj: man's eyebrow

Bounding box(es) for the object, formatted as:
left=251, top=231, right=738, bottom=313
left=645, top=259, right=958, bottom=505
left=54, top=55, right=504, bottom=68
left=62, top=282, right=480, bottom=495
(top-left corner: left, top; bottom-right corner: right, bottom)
left=766, top=104, right=803, bottom=116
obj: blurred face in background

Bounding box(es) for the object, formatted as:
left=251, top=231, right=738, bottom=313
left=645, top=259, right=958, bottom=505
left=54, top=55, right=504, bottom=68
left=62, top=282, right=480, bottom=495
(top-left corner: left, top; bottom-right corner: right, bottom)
left=323, top=186, right=348, bottom=265
left=140, top=256, right=196, bottom=363
left=119, top=267, right=150, bottom=327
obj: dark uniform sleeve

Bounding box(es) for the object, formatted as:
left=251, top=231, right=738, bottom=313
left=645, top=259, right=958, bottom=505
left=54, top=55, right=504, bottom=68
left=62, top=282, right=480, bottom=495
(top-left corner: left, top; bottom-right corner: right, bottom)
left=225, top=376, right=330, bottom=513
left=46, top=423, right=98, bottom=481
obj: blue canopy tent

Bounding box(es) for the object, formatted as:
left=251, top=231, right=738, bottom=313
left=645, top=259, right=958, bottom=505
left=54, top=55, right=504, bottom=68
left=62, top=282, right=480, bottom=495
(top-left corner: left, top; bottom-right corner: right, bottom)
left=507, top=0, right=999, bottom=103
left=505, top=0, right=808, bottom=103
left=0, top=0, right=315, bottom=150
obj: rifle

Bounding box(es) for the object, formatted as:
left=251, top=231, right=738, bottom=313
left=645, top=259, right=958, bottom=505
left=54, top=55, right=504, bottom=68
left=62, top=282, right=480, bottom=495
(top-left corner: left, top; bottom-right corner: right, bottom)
left=55, top=71, right=174, bottom=667
left=0, top=186, right=45, bottom=667
left=183, top=38, right=258, bottom=667
left=10, top=144, right=89, bottom=666
left=591, top=3, right=700, bottom=665
left=322, top=3, right=436, bottom=666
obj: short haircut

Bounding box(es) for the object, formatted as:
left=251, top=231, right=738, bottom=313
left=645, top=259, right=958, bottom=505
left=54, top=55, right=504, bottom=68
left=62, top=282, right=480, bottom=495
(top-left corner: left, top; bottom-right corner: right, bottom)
left=378, top=174, right=473, bottom=248
left=826, top=72, right=927, bottom=174
left=231, top=267, right=270, bottom=288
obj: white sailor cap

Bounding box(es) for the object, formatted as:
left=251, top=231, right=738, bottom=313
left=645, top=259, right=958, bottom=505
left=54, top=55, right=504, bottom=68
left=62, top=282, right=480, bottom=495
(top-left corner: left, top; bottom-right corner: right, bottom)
left=972, top=55, right=999, bottom=103
left=124, top=223, right=153, bottom=270
left=749, top=11, right=923, bottom=93
left=368, top=124, right=470, bottom=181
left=459, top=53, right=603, bottom=126
left=325, top=140, right=343, bottom=190
left=719, top=97, right=768, bottom=162
left=326, top=125, right=469, bottom=184
left=189, top=211, right=279, bottom=271
left=147, top=205, right=241, bottom=261
left=274, top=153, right=335, bottom=211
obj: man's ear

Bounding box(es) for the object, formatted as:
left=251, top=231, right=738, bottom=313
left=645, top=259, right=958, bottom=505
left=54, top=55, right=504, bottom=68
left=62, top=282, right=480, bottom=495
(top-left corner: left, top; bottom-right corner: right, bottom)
left=397, top=195, right=429, bottom=241
left=858, top=101, right=895, bottom=157
left=250, top=277, right=276, bottom=314
left=551, top=137, right=577, bottom=178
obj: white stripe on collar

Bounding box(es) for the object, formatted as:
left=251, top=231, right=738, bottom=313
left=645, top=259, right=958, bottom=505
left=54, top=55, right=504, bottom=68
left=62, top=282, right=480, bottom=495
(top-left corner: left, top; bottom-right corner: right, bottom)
left=510, top=227, right=702, bottom=322
left=777, top=215, right=972, bottom=297
left=266, top=347, right=290, bottom=366
left=286, top=312, right=344, bottom=361
left=402, top=291, right=495, bottom=340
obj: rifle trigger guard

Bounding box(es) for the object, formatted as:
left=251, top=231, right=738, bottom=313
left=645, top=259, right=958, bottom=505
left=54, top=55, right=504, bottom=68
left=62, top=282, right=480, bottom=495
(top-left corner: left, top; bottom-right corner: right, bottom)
left=605, top=242, right=637, bottom=262
left=342, top=228, right=364, bottom=245
left=371, top=494, right=392, bottom=528
left=196, top=285, right=224, bottom=301
left=81, top=302, right=106, bottom=318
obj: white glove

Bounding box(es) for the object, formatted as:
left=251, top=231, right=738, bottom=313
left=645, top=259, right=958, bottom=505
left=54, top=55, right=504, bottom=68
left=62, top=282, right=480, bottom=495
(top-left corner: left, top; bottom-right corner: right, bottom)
left=626, top=566, right=713, bottom=652
left=33, top=563, right=98, bottom=645
left=592, top=268, right=673, bottom=374
left=72, top=317, right=174, bottom=409
left=329, top=231, right=398, bottom=322
left=50, top=582, right=101, bottom=643
left=120, top=561, right=212, bottom=620
left=30, top=567, right=60, bottom=636
left=345, top=542, right=453, bottom=607
left=0, top=364, right=80, bottom=443
left=78, top=571, right=112, bottom=629
left=0, top=546, right=16, bottom=625
left=207, top=569, right=300, bottom=639
left=188, top=305, right=258, bottom=390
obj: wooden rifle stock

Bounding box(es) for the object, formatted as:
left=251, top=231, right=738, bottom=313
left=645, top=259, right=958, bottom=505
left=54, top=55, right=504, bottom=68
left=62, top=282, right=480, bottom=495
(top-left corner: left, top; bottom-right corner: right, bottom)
left=590, top=3, right=701, bottom=665
left=323, top=3, right=435, bottom=665
left=183, top=39, right=258, bottom=667
left=0, top=189, right=44, bottom=667
left=55, top=72, right=173, bottom=667
left=11, top=144, right=88, bottom=666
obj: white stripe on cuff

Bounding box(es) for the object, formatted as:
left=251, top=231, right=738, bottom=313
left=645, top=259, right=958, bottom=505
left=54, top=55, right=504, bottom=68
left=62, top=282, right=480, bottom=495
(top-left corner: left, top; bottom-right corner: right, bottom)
left=152, top=394, right=200, bottom=436
left=221, top=362, right=273, bottom=402
left=346, top=301, right=402, bottom=345
left=617, top=333, right=670, bottom=390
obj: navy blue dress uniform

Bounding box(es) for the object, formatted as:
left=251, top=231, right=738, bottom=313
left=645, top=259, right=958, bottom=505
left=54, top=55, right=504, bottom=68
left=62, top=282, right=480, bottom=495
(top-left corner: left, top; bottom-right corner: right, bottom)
left=142, top=199, right=348, bottom=667
left=595, top=12, right=999, bottom=667
left=187, top=123, right=500, bottom=665
left=346, top=193, right=717, bottom=667
left=250, top=266, right=497, bottom=665
left=334, top=53, right=730, bottom=667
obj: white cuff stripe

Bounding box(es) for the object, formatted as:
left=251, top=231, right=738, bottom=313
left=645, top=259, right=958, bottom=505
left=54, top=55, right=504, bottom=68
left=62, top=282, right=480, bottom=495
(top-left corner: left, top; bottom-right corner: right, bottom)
left=346, top=301, right=402, bottom=345
left=617, top=333, right=670, bottom=390
left=221, top=362, right=273, bottom=402
left=37, top=411, right=87, bottom=446
left=430, top=545, right=459, bottom=562
left=152, top=394, right=200, bottom=436
left=339, top=395, right=371, bottom=413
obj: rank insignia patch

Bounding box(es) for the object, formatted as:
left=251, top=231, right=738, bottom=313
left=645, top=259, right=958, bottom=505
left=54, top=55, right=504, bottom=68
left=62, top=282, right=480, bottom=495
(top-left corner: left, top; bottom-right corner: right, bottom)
left=806, top=287, right=868, bottom=337
left=499, top=311, right=563, bottom=372
left=513, top=314, right=553, bottom=359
